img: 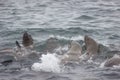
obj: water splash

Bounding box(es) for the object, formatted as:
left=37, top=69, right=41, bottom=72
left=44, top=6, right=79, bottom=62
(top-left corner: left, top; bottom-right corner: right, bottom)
left=46, top=34, right=84, bottom=41
left=31, top=53, right=62, bottom=73
left=113, top=65, right=120, bottom=69
left=79, top=53, right=89, bottom=61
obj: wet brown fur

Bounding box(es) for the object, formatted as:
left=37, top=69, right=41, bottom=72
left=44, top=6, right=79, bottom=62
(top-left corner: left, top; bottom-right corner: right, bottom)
left=104, top=57, right=120, bottom=67
left=22, top=32, right=33, bottom=47
left=84, top=35, right=99, bottom=57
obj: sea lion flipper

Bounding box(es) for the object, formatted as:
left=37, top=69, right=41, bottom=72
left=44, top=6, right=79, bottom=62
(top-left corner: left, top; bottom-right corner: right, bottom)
left=16, top=41, right=21, bottom=48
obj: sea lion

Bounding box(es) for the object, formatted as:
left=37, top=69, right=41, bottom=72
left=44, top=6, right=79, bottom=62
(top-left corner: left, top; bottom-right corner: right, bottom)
left=22, top=31, right=34, bottom=48
left=84, top=35, right=99, bottom=58
left=104, top=54, right=120, bottom=67
left=61, top=41, right=82, bottom=63
left=14, top=32, right=36, bottom=59
left=0, top=32, right=36, bottom=60
left=45, top=37, right=60, bottom=53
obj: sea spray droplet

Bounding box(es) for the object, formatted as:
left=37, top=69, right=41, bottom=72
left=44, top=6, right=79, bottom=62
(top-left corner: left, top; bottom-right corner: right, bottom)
left=31, top=53, right=62, bottom=73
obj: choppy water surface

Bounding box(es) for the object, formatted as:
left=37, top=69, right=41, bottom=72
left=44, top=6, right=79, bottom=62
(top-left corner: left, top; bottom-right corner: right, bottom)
left=0, top=0, right=120, bottom=80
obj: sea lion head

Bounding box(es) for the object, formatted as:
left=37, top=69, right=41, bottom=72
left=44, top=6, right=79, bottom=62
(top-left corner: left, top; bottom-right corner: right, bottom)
left=104, top=54, right=120, bottom=67
left=61, top=41, right=82, bottom=63
left=68, top=41, right=82, bottom=55
left=0, top=32, right=36, bottom=61
left=22, top=32, right=33, bottom=48
left=84, top=35, right=98, bottom=57
left=46, top=37, right=60, bottom=53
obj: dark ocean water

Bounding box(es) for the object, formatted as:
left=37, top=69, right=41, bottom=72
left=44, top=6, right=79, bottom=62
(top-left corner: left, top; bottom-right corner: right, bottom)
left=0, top=0, right=120, bottom=80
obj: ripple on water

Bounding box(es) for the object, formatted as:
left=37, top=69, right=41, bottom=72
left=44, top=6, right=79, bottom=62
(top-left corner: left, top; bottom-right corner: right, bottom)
left=47, top=76, right=71, bottom=80
left=103, top=73, right=120, bottom=79
left=74, top=15, right=97, bottom=21
left=0, top=0, right=120, bottom=80
left=19, top=73, right=36, bottom=80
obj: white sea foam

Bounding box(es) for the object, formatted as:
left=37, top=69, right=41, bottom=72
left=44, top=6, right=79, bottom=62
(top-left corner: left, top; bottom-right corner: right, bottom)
left=49, top=35, right=84, bottom=40
left=31, top=53, right=62, bottom=73
left=52, top=35, right=84, bottom=41
left=70, top=35, right=84, bottom=41
left=99, top=60, right=107, bottom=68
left=54, top=45, right=69, bottom=55
left=112, top=54, right=120, bottom=58
left=79, top=53, right=89, bottom=61
left=100, top=61, right=120, bottom=69
left=113, top=65, right=120, bottom=68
